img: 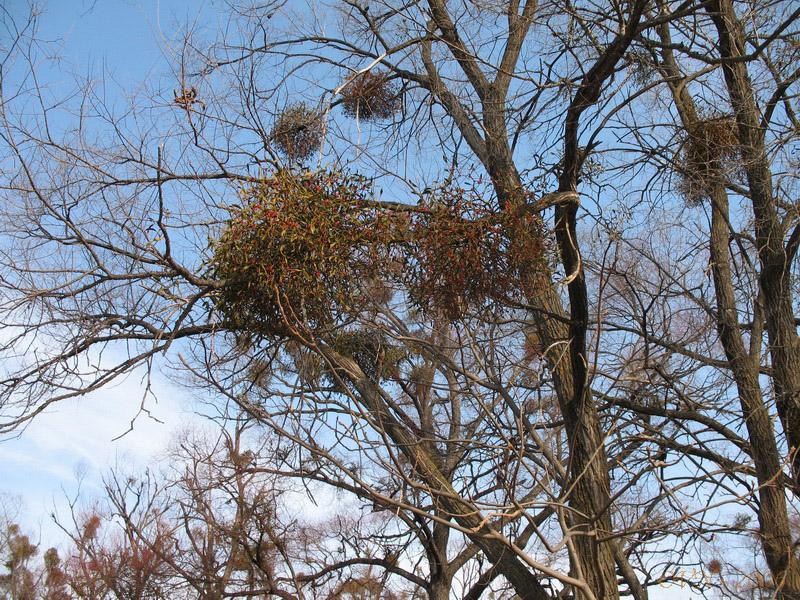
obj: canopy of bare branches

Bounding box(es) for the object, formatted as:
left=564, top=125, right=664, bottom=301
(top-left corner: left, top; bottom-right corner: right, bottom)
left=1, top=0, right=799, bottom=599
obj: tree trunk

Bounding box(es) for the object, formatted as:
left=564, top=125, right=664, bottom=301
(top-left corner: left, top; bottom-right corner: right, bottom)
left=708, top=0, right=800, bottom=486
left=657, top=13, right=800, bottom=598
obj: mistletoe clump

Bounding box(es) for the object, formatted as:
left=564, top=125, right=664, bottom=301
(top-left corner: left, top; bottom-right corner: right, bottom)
left=340, top=70, right=400, bottom=121
left=676, top=115, right=741, bottom=203
left=270, top=103, right=323, bottom=161
left=209, top=170, right=389, bottom=335
left=405, top=188, right=549, bottom=319
left=328, top=329, right=407, bottom=383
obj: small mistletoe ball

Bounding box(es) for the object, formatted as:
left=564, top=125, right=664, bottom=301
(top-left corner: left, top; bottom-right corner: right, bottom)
left=271, top=103, right=323, bottom=161
left=340, top=70, right=400, bottom=121
left=675, top=115, right=741, bottom=204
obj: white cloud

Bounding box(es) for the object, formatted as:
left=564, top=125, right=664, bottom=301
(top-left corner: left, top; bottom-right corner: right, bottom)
left=0, top=366, right=193, bottom=547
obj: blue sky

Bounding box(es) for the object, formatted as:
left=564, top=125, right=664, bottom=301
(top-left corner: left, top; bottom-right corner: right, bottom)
left=0, top=0, right=210, bottom=546
left=37, top=0, right=207, bottom=74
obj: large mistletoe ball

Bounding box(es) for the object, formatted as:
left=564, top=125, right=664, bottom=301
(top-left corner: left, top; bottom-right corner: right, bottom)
left=210, top=170, right=388, bottom=334
left=405, top=188, right=550, bottom=318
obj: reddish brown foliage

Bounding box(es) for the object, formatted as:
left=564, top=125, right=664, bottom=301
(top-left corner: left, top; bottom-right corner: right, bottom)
left=404, top=187, right=550, bottom=318
left=67, top=530, right=173, bottom=600
left=210, top=171, right=551, bottom=332
left=210, top=170, right=390, bottom=334
left=340, top=70, right=400, bottom=121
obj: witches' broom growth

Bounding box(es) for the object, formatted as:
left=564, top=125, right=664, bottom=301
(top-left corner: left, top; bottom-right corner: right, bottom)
left=208, top=170, right=391, bottom=335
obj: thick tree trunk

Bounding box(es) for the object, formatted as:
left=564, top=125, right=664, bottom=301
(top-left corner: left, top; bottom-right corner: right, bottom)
left=708, top=0, right=800, bottom=486
left=658, top=12, right=800, bottom=598
left=419, top=3, right=647, bottom=596
left=544, top=4, right=646, bottom=595
left=427, top=578, right=451, bottom=600
left=708, top=187, right=800, bottom=599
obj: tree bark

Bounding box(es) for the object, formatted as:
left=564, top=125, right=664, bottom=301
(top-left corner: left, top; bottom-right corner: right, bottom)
left=657, top=14, right=800, bottom=598
left=708, top=0, right=800, bottom=488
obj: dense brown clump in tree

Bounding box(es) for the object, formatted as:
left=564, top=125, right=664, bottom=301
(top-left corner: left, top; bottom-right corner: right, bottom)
left=405, top=188, right=549, bottom=318
left=210, top=170, right=550, bottom=330
left=340, top=70, right=400, bottom=121
left=676, top=115, right=742, bottom=203
left=270, top=104, right=324, bottom=161
left=209, top=170, right=388, bottom=334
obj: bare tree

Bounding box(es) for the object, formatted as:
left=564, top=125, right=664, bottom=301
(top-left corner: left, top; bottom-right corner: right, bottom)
left=1, top=0, right=800, bottom=599
left=55, top=420, right=426, bottom=600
